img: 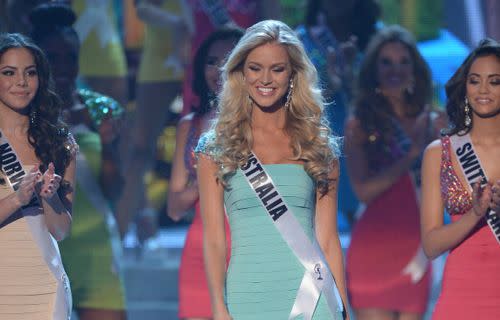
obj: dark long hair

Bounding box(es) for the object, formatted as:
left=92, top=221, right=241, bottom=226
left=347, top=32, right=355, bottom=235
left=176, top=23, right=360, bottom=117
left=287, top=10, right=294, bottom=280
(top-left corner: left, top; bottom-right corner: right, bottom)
left=0, top=33, right=72, bottom=177
left=192, top=27, right=244, bottom=116
left=29, top=2, right=79, bottom=49
left=304, top=0, right=380, bottom=51
left=444, top=38, right=500, bottom=135
left=353, top=25, right=432, bottom=150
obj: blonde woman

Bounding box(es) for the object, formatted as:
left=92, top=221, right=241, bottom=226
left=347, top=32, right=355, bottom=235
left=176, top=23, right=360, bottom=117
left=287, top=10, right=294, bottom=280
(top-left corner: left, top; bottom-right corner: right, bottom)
left=196, top=20, right=349, bottom=320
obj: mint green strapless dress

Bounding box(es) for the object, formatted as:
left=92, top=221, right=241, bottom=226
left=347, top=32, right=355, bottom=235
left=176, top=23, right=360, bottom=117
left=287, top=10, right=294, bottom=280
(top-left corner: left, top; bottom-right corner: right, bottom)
left=225, top=164, right=342, bottom=319
left=196, top=131, right=344, bottom=319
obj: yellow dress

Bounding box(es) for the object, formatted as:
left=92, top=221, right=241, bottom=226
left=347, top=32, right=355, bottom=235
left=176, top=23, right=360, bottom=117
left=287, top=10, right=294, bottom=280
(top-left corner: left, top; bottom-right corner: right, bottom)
left=137, top=0, right=186, bottom=83
left=73, top=0, right=127, bottom=77
left=0, top=166, right=71, bottom=320
left=58, top=91, right=126, bottom=310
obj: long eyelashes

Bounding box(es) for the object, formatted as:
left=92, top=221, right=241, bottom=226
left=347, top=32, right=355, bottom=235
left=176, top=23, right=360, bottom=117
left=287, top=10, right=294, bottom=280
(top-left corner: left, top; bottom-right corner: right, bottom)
left=1, top=69, right=37, bottom=77
left=468, top=78, right=500, bottom=85
left=247, top=66, right=285, bottom=73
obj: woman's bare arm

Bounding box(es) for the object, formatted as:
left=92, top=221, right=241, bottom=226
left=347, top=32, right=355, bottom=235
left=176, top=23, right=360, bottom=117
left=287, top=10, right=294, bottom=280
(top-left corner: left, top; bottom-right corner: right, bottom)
left=315, top=163, right=350, bottom=319
left=344, top=117, right=420, bottom=204
left=420, top=140, right=487, bottom=259
left=197, top=154, right=230, bottom=318
left=41, top=158, right=76, bottom=241
left=167, top=115, right=199, bottom=221
left=0, top=167, right=38, bottom=225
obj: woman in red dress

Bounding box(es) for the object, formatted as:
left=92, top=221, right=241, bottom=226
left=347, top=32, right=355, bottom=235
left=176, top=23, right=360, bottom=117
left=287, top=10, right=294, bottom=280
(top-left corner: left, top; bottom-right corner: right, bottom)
left=167, top=28, right=243, bottom=320
left=421, top=38, right=500, bottom=319
left=345, top=26, right=445, bottom=320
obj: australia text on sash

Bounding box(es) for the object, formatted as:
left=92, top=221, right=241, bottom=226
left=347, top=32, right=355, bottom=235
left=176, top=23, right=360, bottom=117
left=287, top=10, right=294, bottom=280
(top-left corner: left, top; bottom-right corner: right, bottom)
left=241, top=155, right=288, bottom=221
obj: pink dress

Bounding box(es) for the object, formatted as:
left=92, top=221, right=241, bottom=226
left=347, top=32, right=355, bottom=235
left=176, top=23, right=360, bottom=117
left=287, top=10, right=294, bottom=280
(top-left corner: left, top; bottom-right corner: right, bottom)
left=177, top=117, right=231, bottom=318
left=432, top=136, right=500, bottom=319
left=346, top=122, right=431, bottom=313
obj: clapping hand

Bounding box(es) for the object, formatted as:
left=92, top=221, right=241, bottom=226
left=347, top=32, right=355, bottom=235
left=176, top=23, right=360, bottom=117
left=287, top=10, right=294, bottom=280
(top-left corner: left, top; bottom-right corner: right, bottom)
left=429, top=109, right=447, bottom=139
left=15, top=167, right=40, bottom=206
left=98, top=116, right=121, bottom=145
left=489, top=180, right=500, bottom=216
left=471, top=181, right=492, bottom=218
left=37, top=163, right=62, bottom=201
left=339, top=35, right=358, bottom=68
left=408, top=111, right=431, bottom=158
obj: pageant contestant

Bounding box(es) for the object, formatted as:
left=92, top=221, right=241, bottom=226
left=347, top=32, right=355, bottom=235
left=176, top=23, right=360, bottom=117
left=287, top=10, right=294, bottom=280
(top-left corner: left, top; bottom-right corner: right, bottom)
left=196, top=20, right=349, bottom=320
left=420, top=38, right=500, bottom=319
left=345, top=26, right=445, bottom=320
left=0, top=32, right=77, bottom=319
left=167, top=28, right=243, bottom=320
left=30, top=3, right=127, bottom=320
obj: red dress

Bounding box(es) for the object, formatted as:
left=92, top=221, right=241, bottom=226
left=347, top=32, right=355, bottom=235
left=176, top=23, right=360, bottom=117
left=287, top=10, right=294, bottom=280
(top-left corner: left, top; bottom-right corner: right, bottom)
left=177, top=117, right=231, bottom=318
left=432, top=137, right=500, bottom=319
left=346, top=123, right=431, bottom=313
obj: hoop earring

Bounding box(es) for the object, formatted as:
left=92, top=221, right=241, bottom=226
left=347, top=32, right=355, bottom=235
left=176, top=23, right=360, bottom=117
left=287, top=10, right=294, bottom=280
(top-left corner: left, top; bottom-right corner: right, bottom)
left=285, top=78, right=294, bottom=109
left=464, top=96, right=472, bottom=127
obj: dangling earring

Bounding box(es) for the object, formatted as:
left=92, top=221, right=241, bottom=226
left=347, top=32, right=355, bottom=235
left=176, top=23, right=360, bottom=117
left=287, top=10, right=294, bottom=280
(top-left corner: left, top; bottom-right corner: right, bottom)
left=285, top=78, right=294, bottom=109
left=464, top=96, right=472, bottom=127
left=29, top=109, right=37, bottom=125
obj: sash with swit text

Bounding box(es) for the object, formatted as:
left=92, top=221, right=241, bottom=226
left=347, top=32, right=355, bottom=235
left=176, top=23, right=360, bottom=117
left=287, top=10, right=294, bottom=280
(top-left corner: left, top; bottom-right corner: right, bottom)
left=0, top=130, right=40, bottom=228
left=450, top=133, right=500, bottom=245
left=240, top=152, right=345, bottom=320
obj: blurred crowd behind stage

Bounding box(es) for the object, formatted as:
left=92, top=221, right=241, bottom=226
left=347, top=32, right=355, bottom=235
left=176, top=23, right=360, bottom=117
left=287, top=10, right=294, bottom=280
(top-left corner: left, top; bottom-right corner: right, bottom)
left=0, top=1, right=498, bottom=319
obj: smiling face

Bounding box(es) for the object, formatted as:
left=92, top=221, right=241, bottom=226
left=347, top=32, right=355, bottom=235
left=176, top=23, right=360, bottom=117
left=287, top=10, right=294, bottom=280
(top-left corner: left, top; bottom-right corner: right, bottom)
left=243, top=42, right=293, bottom=109
left=466, top=54, right=500, bottom=119
left=376, top=41, right=413, bottom=93
left=0, top=47, right=39, bottom=113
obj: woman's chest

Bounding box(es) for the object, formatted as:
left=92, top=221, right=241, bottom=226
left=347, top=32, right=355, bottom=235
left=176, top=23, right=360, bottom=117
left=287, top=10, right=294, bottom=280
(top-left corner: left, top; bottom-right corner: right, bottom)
left=0, top=134, right=39, bottom=167
left=251, top=137, right=302, bottom=165
left=451, top=143, right=500, bottom=185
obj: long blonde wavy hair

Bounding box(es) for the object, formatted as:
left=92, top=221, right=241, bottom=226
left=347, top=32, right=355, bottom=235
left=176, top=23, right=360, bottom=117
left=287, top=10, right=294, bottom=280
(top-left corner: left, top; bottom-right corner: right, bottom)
left=208, top=20, right=340, bottom=196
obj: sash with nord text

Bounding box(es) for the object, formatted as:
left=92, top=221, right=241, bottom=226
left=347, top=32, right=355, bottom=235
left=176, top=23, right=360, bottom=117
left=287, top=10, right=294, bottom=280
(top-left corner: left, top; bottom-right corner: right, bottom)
left=240, top=152, right=345, bottom=320
left=450, top=133, right=500, bottom=245
left=0, top=130, right=40, bottom=228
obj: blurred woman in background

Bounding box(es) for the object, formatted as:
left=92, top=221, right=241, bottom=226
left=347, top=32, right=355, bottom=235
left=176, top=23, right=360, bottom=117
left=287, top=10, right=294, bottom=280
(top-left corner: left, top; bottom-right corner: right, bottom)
left=345, top=25, right=445, bottom=320
left=167, top=27, right=243, bottom=320
left=31, top=3, right=126, bottom=320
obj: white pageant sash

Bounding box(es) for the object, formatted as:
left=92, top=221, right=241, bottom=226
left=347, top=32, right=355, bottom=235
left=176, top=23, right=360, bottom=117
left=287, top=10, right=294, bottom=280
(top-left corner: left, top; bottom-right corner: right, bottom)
left=450, top=133, right=500, bottom=244
left=0, top=130, right=72, bottom=319
left=240, top=153, right=344, bottom=320
left=71, top=124, right=124, bottom=273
